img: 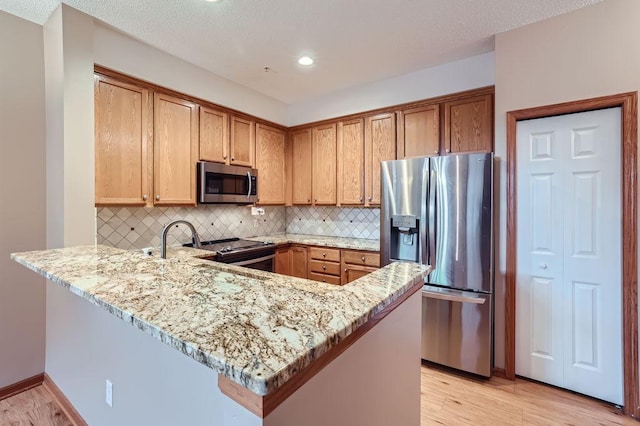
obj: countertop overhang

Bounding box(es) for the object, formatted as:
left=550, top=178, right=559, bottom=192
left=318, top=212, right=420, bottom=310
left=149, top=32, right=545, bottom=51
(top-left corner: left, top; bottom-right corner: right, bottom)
left=11, top=244, right=428, bottom=399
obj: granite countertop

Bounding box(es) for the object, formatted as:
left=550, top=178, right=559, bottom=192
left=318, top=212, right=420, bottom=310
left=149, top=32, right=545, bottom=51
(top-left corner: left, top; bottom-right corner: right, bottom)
left=247, top=233, right=380, bottom=252
left=11, top=245, right=428, bottom=396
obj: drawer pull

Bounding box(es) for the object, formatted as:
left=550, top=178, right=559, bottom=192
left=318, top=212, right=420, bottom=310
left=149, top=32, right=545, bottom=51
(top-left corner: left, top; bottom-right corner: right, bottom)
left=322, top=253, right=326, bottom=257
left=322, top=265, right=326, bottom=270
left=361, top=256, right=365, bottom=261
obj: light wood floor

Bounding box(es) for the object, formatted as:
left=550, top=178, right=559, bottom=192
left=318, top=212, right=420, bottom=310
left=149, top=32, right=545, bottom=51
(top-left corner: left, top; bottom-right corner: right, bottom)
left=0, top=385, right=72, bottom=426
left=421, top=363, right=636, bottom=425
left=0, top=366, right=635, bottom=425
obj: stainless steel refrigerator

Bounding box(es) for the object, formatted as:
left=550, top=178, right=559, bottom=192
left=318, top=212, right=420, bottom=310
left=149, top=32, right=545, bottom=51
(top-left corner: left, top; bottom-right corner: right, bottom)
left=381, top=153, right=493, bottom=377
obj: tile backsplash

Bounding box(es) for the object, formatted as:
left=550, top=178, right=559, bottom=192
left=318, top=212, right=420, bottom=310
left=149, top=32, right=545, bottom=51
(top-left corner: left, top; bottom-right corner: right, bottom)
left=97, top=205, right=381, bottom=250
left=286, top=206, right=380, bottom=240
left=97, top=205, right=286, bottom=250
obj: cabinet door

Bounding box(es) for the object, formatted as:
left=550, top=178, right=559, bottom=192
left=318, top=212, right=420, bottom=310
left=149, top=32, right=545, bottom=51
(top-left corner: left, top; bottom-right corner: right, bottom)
left=95, top=75, right=152, bottom=206
left=199, top=107, right=229, bottom=163
left=153, top=93, right=198, bottom=205
left=312, top=123, right=337, bottom=205
left=291, top=129, right=313, bottom=205
left=444, top=94, right=493, bottom=154
left=397, top=105, right=439, bottom=158
left=364, top=113, right=396, bottom=206
left=255, top=124, right=286, bottom=205
left=275, top=246, right=291, bottom=275
left=290, top=246, right=308, bottom=279
left=342, top=264, right=378, bottom=284
left=337, top=119, right=364, bottom=205
left=230, top=116, right=255, bottom=167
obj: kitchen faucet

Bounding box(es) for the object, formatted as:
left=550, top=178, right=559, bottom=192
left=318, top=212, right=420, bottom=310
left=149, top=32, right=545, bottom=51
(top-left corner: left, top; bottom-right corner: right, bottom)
left=161, top=220, right=201, bottom=259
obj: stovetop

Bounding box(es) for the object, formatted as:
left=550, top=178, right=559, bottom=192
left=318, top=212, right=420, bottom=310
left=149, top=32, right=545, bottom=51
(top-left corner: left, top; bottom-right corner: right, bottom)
left=184, top=238, right=274, bottom=253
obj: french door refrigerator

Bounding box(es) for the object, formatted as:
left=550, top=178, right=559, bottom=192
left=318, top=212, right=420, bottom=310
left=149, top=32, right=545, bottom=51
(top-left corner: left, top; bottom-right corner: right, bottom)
left=381, top=153, right=494, bottom=377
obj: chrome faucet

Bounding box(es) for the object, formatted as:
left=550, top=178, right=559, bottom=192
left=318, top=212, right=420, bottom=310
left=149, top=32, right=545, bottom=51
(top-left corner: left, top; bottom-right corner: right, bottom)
left=160, top=220, right=201, bottom=259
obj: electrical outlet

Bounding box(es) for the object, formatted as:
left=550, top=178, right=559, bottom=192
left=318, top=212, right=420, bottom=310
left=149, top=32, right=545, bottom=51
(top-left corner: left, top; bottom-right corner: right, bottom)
left=105, top=380, right=113, bottom=407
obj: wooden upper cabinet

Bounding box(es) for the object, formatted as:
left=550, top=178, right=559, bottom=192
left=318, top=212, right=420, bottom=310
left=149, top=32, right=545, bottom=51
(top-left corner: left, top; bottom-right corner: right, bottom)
left=397, top=104, right=440, bottom=158
left=364, top=113, right=396, bottom=206
left=312, top=123, right=337, bottom=205
left=230, top=116, right=255, bottom=167
left=337, top=119, right=364, bottom=205
left=199, top=107, right=229, bottom=163
left=153, top=93, right=198, bottom=205
left=255, top=124, right=286, bottom=205
left=291, top=129, right=313, bottom=205
left=444, top=94, right=493, bottom=154
left=94, top=75, right=152, bottom=206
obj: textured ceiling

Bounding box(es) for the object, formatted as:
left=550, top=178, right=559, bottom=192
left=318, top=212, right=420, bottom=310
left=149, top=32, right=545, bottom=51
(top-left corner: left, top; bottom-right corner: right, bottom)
left=1, top=0, right=604, bottom=104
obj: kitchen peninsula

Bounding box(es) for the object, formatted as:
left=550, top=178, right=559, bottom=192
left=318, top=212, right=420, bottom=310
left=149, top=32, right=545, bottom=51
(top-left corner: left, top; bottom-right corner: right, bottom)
left=11, top=245, right=429, bottom=425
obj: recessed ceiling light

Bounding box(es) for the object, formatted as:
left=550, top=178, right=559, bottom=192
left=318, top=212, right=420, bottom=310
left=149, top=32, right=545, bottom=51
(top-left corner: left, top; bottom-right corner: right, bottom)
left=297, top=56, right=314, bottom=66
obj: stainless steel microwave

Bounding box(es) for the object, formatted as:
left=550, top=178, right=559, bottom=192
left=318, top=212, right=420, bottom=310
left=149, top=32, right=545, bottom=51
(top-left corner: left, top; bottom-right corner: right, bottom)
left=197, top=161, right=257, bottom=204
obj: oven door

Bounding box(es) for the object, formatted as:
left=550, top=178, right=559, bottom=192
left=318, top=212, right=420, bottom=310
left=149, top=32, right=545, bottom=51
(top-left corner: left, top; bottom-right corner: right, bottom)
left=198, top=161, right=257, bottom=204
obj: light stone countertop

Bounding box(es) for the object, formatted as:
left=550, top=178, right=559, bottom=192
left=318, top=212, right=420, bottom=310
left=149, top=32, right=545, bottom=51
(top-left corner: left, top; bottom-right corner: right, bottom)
left=11, top=244, right=428, bottom=396
left=246, top=233, right=380, bottom=252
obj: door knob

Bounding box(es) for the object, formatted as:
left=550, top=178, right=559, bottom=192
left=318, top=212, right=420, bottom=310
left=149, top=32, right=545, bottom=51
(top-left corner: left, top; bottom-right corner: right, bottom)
left=539, top=263, right=548, bottom=269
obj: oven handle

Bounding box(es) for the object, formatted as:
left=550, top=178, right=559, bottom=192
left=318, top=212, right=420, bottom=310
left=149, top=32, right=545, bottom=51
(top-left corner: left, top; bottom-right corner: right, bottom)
left=247, top=172, right=252, bottom=199
left=229, top=253, right=275, bottom=267
left=422, top=288, right=486, bottom=304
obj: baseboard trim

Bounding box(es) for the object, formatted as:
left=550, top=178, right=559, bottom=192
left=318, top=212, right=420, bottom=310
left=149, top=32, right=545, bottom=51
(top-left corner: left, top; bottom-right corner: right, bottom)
left=0, top=373, right=45, bottom=401
left=492, top=367, right=507, bottom=379
left=43, top=374, right=87, bottom=426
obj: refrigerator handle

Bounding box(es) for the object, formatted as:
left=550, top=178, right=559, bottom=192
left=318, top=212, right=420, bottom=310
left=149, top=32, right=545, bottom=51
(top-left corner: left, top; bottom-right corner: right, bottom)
left=428, top=167, right=437, bottom=267
left=422, top=289, right=486, bottom=304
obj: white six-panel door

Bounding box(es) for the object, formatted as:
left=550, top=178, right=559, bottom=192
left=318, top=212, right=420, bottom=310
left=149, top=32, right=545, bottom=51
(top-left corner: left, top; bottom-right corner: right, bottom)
left=515, top=107, right=622, bottom=405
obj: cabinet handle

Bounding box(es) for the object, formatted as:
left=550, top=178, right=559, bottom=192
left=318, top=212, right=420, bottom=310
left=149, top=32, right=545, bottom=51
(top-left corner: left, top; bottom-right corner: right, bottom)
left=433, top=150, right=438, bottom=154
left=223, top=155, right=227, bottom=160
left=345, top=268, right=348, bottom=272
left=322, top=253, right=326, bottom=257
left=315, top=199, right=318, bottom=202
left=361, top=256, right=365, bottom=261
left=142, top=194, right=148, bottom=201
left=231, top=157, right=235, bottom=161
left=155, top=195, right=160, bottom=201
left=322, top=265, right=326, bottom=270
left=445, top=149, right=450, bottom=153
left=359, top=197, right=363, bottom=202
left=368, top=196, right=372, bottom=202
left=323, top=279, right=326, bottom=283
left=307, top=198, right=311, bottom=202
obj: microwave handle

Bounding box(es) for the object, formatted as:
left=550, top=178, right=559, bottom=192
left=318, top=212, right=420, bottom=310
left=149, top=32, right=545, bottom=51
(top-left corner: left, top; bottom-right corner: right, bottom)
left=247, top=172, right=252, bottom=198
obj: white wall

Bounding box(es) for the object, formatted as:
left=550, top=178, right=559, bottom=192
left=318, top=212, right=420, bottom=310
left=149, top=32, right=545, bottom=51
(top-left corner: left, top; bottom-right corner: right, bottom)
left=493, top=0, right=640, bottom=369
left=44, top=4, right=96, bottom=248
left=0, top=10, right=46, bottom=387
left=287, top=52, right=495, bottom=126
left=93, top=23, right=288, bottom=126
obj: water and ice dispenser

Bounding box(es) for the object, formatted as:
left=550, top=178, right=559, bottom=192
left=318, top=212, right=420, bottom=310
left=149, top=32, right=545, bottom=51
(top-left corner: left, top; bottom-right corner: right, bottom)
left=389, top=214, right=419, bottom=262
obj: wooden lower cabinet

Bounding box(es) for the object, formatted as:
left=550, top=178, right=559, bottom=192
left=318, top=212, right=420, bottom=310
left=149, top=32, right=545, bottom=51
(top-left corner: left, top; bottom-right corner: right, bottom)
left=275, top=245, right=380, bottom=286
left=341, top=249, right=381, bottom=284
left=289, top=246, right=308, bottom=279
left=275, top=246, right=291, bottom=276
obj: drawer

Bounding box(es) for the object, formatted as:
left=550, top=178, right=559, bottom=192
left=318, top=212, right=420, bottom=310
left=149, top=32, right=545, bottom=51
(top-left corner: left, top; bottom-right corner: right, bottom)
left=342, top=250, right=380, bottom=267
left=309, top=271, right=341, bottom=285
left=309, top=259, right=341, bottom=276
left=309, top=246, right=341, bottom=262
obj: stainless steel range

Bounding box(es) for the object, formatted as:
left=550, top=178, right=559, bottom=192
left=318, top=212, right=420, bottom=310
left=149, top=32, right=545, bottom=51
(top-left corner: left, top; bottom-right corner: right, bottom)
left=184, top=238, right=276, bottom=272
